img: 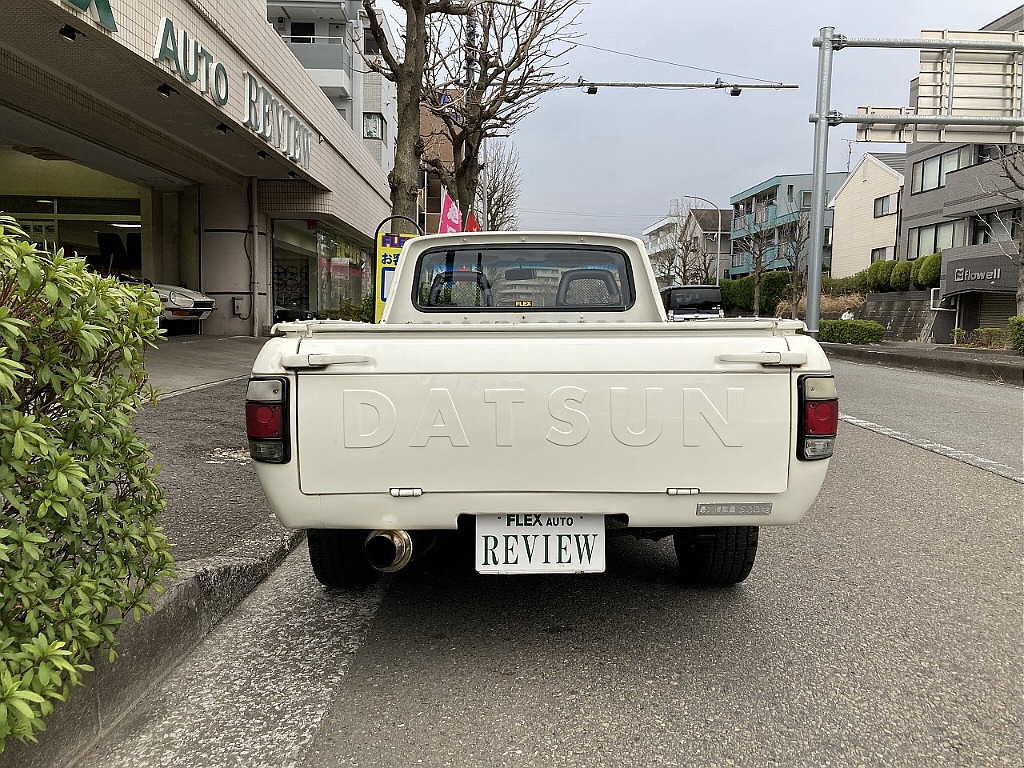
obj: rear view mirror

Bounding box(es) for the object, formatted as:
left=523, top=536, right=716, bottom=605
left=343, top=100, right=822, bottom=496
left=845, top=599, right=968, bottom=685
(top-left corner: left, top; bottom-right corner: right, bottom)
left=504, top=267, right=536, bottom=281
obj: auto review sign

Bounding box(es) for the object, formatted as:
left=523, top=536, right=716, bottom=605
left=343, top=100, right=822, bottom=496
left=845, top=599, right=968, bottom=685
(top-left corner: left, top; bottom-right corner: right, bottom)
left=152, top=17, right=312, bottom=170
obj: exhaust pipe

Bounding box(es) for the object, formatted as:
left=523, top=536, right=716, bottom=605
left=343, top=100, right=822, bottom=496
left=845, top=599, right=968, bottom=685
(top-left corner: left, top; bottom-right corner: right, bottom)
left=365, top=529, right=414, bottom=572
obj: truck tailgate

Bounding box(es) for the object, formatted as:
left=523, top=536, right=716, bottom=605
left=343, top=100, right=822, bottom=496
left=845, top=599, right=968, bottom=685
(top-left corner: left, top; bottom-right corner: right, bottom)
left=293, top=331, right=794, bottom=496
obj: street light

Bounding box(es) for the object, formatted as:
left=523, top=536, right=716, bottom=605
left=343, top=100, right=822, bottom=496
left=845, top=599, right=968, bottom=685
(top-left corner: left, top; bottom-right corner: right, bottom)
left=680, top=194, right=723, bottom=286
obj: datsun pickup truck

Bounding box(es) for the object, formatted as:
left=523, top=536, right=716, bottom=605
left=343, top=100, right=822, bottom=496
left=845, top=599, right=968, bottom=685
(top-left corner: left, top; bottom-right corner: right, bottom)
left=246, top=232, right=837, bottom=588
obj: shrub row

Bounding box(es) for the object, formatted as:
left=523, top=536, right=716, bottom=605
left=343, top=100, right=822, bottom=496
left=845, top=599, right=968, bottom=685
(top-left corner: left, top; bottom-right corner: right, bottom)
left=819, top=319, right=886, bottom=344
left=1009, top=316, right=1024, bottom=353
left=0, top=216, right=175, bottom=751
left=823, top=252, right=942, bottom=295
left=721, top=271, right=792, bottom=315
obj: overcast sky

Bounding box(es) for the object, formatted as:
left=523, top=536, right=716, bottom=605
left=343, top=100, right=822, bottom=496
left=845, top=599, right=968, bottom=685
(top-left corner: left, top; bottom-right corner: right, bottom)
left=504, top=1, right=1021, bottom=236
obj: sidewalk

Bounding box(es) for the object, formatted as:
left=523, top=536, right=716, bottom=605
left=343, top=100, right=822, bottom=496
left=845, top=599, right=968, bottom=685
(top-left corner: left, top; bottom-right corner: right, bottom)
left=10, top=333, right=1022, bottom=767
left=822, top=340, right=1023, bottom=386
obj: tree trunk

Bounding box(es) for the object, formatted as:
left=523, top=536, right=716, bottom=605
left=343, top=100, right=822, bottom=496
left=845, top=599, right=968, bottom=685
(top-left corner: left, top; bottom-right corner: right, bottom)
left=387, top=5, right=429, bottom=231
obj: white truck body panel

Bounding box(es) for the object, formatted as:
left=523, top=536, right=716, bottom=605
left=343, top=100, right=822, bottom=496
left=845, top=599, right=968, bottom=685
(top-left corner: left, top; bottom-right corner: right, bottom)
left=250, top=232, right=834, bottom=535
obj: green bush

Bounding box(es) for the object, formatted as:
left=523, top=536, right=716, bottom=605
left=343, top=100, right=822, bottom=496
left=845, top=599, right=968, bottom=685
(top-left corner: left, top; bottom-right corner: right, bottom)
left=1008, top=316, right=1024, bottom=353
left=968, top=327, right=1010, bottom=349
left=824, top=271, right=869, bottom=295
left=0, top=217, right=174, bottom=751
left=889, top=260, right=913, bottom=291
left=909, top=257, right=922, bottom=287
left=866, top=260, right=895, bottom=292
left=916, top=251, right=942, bottom=287
left=820, top=318, right=886, bottom=344
left=720, top=272, right=792, bottom=315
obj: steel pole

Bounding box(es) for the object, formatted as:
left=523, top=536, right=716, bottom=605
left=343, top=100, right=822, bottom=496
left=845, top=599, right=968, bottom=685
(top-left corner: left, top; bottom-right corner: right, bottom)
left=806, top=26, right=836, bottom=338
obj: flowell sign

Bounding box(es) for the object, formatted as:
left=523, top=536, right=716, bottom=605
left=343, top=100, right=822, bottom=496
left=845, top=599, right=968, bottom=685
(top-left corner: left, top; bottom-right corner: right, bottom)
left=152, top=17, right=311, bottom=170
left=945, top=253, right=1017, bottom=294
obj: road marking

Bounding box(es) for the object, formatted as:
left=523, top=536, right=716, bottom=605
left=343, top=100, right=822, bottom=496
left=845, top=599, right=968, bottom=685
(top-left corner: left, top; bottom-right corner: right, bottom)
left=840, top=413, right=1024, bottom=484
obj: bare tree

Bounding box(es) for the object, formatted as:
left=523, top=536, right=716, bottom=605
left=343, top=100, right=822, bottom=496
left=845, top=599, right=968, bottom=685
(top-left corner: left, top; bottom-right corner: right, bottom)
left=777, top=212, right=811, bottom=319
left=993, top=147, right=1024, bottom=315
left=420, top=0, right=582, bottom=218
left=732, top=217, right=776, bottom=317
left=482, top=139, right=521, bottom=230
left=362, top=0, right=478, bottom=230
left=674, top=203, right=724, bottom=285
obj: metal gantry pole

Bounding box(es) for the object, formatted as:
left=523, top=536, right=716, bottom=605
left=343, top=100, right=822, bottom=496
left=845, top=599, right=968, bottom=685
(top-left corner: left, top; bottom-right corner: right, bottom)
left=806, top=26, right=837, bottom=338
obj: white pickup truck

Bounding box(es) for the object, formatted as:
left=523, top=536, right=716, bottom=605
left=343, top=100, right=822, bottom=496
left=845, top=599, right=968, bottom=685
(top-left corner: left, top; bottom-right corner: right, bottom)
left=246, top=232, right=837, bottom=588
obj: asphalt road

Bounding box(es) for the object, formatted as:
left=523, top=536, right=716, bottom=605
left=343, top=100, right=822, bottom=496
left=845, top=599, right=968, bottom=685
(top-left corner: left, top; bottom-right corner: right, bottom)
left=80, top=365, right=1023, bottom=768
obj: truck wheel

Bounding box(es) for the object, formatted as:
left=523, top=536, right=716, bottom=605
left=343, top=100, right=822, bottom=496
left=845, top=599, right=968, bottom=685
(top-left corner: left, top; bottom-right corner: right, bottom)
left=673, top=526, right=758, bottom=586
left=307, top=529, right=379, bottom=588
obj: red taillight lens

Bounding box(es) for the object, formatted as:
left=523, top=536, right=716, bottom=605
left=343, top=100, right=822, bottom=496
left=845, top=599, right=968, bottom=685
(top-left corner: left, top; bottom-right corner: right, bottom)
left=803, top=399, right=839, bottom=435
left=246, top=402, right=283, bottom=438
left=246, top=378, right=289, bottom=463
left=798, top=375, right=838, bottom=461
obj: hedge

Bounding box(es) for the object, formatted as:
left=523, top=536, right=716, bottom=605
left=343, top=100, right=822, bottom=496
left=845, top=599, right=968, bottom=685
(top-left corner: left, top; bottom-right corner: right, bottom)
left=916, top=251, right=942, bottom=287
left=820, top=318, right=886, bottom=344
left=1009, top=316, right=1024, bottom=354
left=889, top=260, right=912, bottom=291
left=866, top=259, right=895, bottom=292
left=721, top=271, right=791, bottom=315
left=0, top=217, right=175, bottom=751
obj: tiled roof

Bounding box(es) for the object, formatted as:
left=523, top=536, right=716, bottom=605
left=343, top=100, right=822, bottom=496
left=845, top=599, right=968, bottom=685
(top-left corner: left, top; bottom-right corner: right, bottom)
left=869, top=152, right=907, bottom=176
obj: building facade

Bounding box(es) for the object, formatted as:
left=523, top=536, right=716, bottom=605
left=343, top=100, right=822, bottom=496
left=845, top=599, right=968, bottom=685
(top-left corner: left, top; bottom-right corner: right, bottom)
left=0, top=0, right=391, bottom=336
left=642, top=202, right=732, bottom=287
left=729, top=172, right=847, bottom=279
left=895, top=8, right=1022, bottom=337
left=829, top=153, right=905, bottom=278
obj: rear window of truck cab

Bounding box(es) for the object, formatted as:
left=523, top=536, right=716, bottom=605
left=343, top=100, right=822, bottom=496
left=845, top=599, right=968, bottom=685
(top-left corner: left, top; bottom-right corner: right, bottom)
left=412, top=245, right=635, bottom=312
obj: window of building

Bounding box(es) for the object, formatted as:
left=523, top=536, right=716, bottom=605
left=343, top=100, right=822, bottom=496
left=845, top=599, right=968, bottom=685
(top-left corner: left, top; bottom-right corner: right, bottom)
left=873, top=194, right=896, bottom=217
left=870, top=247, right=887, bottom=262
left=363, top=29, right=381, bottom=55
left=731, top=252, right=745, bottom=268
left=800, top=190, right=811, bottom=209
left=290, top=22, right=315, bottom=44
left=910, top=146, right=972, bottom=194
left=907, top=219, right=964, bottom=259
left=363, top=113, right=386, bottom=141
left=971, top=210, right=1021, bottom=245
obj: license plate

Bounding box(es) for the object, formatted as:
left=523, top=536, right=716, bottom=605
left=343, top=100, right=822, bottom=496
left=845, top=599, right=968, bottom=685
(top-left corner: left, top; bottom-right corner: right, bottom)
left=475, top=514, right=606, bottom=574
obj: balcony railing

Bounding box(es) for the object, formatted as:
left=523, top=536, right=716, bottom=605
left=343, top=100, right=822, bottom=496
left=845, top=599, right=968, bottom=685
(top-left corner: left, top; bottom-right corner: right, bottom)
left=283, top=37, right=353, bottom=79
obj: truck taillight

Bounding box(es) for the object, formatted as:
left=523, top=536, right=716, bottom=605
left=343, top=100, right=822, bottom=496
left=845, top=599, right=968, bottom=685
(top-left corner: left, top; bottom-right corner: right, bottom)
left=246, top=378, right=290, bottom=463
left=798, top=374, right=838, bottom=461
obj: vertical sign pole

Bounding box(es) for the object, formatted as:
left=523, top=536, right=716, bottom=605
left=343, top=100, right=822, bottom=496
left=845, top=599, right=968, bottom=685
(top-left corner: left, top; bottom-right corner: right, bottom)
left=806, top=26, right=836, bottom=338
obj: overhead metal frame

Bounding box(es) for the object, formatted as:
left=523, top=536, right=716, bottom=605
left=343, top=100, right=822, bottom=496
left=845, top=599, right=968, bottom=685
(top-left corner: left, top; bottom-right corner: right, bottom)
left=804, top=28, right=1024, bottom=337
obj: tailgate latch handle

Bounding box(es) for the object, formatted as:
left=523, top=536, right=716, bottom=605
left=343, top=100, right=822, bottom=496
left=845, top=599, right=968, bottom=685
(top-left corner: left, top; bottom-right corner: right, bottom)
left=717, top=352, right=807, bottom=366
left=280, top=353, right=372, bottom=369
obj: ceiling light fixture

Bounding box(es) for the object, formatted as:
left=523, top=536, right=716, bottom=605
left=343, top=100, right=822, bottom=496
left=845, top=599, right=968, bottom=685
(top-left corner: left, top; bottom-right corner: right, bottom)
left=288, top=171, right=298, bottom=179
left=257, top=150, right=269, bottom=159
left=58, top=25, right=79, bottom=42
left=156, top=83, right=178, bottom=97
left=216, top=122, right=231, bottom=134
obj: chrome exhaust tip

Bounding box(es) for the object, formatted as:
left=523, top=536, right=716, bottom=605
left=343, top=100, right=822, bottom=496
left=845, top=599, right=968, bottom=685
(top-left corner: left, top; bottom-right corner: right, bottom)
left=365, top=529, right=414, bottom=572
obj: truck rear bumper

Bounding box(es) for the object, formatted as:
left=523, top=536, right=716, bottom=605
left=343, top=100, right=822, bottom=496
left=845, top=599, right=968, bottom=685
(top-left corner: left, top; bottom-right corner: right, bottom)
left=256, top=460, right=830, bottom=530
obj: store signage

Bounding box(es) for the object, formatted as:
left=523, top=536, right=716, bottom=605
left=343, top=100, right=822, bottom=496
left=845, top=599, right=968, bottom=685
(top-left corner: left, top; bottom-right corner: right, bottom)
left=153, top=18, right=229, bottom=106
left=64, top=0, right=117, bottom=32
left=954, top=267, right=1001, bottom=282
left=243, top=73, right=312, bottom=171
left=151, top=18, right=312, bottom=170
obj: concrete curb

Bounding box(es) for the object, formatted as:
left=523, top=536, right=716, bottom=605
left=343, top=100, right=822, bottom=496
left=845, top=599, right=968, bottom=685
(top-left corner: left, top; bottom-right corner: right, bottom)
left=822, top=343, right=1023, bottom=386
left=5, top=528, right=305, bottom=768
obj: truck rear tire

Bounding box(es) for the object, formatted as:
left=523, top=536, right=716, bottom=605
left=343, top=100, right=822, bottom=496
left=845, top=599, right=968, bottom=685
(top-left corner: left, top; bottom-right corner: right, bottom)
left=673, top=526, right=758, bottom=586
left=307, top=529, right=379, bottom=588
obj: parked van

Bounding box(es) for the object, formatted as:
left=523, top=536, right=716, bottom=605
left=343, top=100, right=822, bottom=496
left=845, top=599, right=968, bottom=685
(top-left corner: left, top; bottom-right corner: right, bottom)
left=660, top=285, right=724, bottom=320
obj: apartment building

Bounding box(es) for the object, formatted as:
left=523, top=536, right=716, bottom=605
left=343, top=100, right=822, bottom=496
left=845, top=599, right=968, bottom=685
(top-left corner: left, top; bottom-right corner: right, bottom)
left=729, top=173, right=847, bottom=278
left=829, top=153, right=906, bottom=278
left=642, top=202, right=732, bottom=287
left=897, top=7, right=1022, bottom=335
